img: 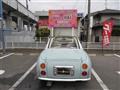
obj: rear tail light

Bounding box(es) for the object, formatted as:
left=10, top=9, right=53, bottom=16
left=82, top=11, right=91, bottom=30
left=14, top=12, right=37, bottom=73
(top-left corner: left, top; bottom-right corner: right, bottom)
left=40, top=63, right=46, bottom=69
left=41, top=71, right=46, bottom=76
left=82, top=71, right=87, bottom=76
left=82, top=64, right=88, bottom=69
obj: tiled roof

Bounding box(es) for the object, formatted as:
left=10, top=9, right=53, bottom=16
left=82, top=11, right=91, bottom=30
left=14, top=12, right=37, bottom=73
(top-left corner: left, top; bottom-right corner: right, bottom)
left=91, top=9, right=120, bottom=16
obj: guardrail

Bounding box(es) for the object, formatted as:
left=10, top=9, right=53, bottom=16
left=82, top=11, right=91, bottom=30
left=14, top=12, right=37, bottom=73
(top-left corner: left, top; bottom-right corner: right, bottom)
left=0, top=41, right=120, bottom=50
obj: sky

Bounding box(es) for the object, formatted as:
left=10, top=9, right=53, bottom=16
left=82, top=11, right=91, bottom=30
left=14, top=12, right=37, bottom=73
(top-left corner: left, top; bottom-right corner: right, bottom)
left=18, top=0, right=120, bottom=15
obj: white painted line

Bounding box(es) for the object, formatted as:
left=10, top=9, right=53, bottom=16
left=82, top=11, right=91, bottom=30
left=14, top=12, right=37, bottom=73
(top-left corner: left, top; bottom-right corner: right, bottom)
left=0, top=53, right=14, bottom=60
left=88, top=54, right=96, bottom=56
left=114, top=54, right=120, bottom=58
left=92, top=69, right=109, bottom=90
left=9, top=62, right=37, bottom=90
left=30, top=53, right=39, bottom=56
left=104, top=54, right=113, bottom=56
left=117, top=71, right=120, bottom=75
left=0, top=70, right=5, bottom=75
left=14, top=53, right=23, bottom=56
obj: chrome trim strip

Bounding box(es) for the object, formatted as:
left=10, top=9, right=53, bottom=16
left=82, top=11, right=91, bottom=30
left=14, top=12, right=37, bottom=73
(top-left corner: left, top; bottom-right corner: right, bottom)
left=49, top=37, right=54, bottom=48
left=45, top=37, right=50, bottom=49
left=76, top=37, right=83, bottom=49
left=74, top=37, right=79, bottom=49
left=38, top=77, right=91, bottom=81
left=54, top=66, right=73, bottom=68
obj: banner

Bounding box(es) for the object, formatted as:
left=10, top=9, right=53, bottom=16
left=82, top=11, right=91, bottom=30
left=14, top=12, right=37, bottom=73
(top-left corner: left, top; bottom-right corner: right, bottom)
left=0, top=0, right=3, bottom=19
left=102, top=20, right=113, bottom=47
left=49, top=10, right=77, bottom=28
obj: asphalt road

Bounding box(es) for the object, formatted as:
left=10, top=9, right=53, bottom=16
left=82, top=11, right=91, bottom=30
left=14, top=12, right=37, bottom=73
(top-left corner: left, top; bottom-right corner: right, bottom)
left=0, top=52, right=120, bottom=90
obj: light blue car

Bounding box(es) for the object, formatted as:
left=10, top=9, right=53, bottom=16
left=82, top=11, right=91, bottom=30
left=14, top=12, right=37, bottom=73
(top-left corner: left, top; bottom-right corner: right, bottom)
left=36, top=36, right=92, bottom=86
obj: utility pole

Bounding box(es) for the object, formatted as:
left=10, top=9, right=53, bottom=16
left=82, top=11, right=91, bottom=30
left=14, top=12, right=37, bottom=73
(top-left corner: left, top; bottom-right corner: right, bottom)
left=26, top=0, right=31, bottom=9
left=105, top=0, right=107, bottom=9
left=26, top=0, right=30, bottom=31
left=86, top=0, right=91, bottom=48
left=26, top=0, right=28, bottom=9
left=0, top=0, right=5, bottom=53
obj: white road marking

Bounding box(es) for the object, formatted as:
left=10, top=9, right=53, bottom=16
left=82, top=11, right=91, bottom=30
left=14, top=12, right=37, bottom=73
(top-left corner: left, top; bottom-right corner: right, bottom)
left=104, top=54, right=113, bottom=56
left=0, top=53, right=14, bottom=60
left=30, top=53, right=39, bottom=56
left=14, top=53, right=23, bottom=56
left=9, top=62, right=37, bottom=90
left=117, top=71, right=120, bottom=75
left=88, top=54, right=96, bottom=56
left=114, top=54, right=120, bottom=58
left=0, top=70, right=5, bottom=75
left=92, top=69, right=109, bottom=90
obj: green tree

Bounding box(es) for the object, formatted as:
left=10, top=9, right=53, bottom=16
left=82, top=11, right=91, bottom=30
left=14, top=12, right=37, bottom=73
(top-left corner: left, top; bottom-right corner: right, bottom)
left=35, top=28, right=50, bottom=41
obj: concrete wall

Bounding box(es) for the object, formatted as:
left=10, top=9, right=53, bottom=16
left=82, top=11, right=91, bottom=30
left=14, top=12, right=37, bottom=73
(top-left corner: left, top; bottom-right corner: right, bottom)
left=4, top=31, right=35, bottom=42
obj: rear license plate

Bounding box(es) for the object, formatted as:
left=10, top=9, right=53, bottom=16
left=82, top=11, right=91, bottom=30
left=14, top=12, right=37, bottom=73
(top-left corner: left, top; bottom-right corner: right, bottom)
left=57, top=68, right=71, bottom=75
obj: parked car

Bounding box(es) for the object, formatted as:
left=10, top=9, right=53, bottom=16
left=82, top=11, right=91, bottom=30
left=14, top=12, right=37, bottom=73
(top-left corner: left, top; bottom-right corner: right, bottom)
left=36, top=36, right=92, bottom=86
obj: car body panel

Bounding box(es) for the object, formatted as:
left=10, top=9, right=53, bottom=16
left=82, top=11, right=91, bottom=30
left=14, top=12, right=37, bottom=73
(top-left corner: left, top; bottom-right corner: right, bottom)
left=36, top=37, right=92, bottom=82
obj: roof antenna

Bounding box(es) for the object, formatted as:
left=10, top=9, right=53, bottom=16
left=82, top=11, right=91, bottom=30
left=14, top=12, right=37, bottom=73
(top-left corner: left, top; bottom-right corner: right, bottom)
left=105, top=0, right=107, bottom=9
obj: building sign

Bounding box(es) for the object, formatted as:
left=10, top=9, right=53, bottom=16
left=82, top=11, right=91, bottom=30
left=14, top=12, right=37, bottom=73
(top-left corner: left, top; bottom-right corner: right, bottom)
left=77, top=13, right=83, bottom=17
left=37, top=19, right=48, bottom=26
left=0, top=0, right=3, bottom=19
left=49, top=10, right=77, bottom=28
left=102, top=20, right=113, bottom=47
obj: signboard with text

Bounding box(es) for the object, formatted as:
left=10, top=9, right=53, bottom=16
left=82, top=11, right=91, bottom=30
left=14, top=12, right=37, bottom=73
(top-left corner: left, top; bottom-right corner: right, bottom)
left=102, top=20, right=113, bottom=47
left=49, top=10, right=77, bottom=28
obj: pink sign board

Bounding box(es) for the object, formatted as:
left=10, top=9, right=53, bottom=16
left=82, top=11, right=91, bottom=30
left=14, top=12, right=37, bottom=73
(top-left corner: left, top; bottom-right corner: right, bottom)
left=49, top=10, right=77, bottom=28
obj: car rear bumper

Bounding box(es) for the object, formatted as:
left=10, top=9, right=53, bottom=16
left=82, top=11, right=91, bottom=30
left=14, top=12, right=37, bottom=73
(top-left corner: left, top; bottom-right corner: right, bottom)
left=38, top=77, right=91, bottom=82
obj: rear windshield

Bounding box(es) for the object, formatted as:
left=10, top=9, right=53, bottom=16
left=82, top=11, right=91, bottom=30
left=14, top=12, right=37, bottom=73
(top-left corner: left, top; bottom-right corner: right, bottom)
left=51, top=37, right=78, bottom=48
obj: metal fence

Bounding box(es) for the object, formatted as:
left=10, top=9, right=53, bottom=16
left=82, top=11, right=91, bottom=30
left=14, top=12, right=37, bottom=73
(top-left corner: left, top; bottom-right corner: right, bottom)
left=0, top=42, right=47, bottom=49
left=0, top=41, right=120, bottom=50
left=82, top=42, right=120, bottom=50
